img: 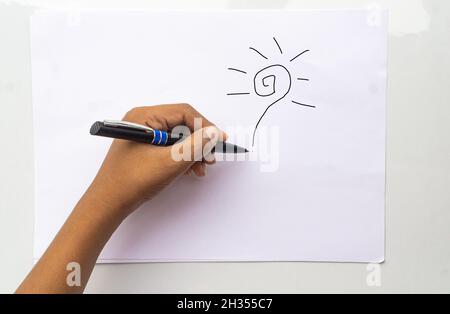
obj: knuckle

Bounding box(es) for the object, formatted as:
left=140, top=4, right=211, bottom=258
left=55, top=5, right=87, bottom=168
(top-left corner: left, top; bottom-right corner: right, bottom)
left=181, top=103, right=194, bottom=111
left=124, top=107, right=140, bottom=120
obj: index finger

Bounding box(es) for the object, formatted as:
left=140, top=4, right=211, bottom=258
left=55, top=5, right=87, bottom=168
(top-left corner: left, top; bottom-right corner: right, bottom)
left=124, top=103, right=215, bottom=133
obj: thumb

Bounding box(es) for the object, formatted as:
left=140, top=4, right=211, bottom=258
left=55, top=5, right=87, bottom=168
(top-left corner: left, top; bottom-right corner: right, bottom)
left=169, top=126, right=225, bottom=169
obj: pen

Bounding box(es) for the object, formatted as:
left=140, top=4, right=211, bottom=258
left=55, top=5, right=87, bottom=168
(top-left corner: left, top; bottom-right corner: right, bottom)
left=90, top=120, right=249, bottom=154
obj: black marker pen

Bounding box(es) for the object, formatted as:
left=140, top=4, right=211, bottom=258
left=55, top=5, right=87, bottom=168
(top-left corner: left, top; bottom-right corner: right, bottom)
left=90, top=120, right=249, bottom=154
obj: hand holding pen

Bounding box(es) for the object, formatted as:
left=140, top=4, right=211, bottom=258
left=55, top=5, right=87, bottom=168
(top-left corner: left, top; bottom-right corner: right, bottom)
left=18, top=103, right=231, bottom=294
left=100, top=104, right=231, bottom=188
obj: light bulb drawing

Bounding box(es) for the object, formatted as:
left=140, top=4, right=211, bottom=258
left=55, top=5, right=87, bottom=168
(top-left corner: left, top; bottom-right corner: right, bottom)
left=227, top=37, right=316, bottom=146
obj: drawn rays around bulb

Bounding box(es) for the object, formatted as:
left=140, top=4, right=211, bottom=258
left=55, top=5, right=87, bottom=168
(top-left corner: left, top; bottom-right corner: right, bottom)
left=290, top=49, right=310, bottom=63
left=227, top=67, right=248, bottom=75
left=292, top=100, right=316, bottom=108
left=249, top=47, right=268, bottom=60
left=227, top=37, right=315, bottom=145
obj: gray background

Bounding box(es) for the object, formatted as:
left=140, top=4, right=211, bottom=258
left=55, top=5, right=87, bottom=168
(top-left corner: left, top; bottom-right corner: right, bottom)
left=0, top=0, right=449, bottom=293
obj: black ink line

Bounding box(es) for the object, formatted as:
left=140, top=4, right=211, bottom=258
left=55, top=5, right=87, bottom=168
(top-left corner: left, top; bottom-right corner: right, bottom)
left=297, top=78, right=310, bottom=81
left=228, top=67, right=247, bottom=75
left=227, top=92, right=251, bottom=96
left=249, top=47, right=268, bottom=60
left=290, top=49, right=310, bottom=62
left=292, top=100, right=316, bottom=108
left=252, top=64, right=292, bottom=146
left=273, top=37, right=283, bottom=54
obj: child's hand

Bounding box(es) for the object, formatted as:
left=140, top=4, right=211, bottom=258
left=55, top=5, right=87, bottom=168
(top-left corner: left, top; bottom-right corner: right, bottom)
left=87, top=104, right=226, bottom=218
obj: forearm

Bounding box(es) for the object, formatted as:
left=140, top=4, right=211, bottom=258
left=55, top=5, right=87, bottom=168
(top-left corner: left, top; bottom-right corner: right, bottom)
left=16, top=182, right=126, bottom=294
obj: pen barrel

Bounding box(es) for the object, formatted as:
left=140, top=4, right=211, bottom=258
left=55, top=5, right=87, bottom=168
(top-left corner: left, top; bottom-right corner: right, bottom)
left=90, top=121, right=154, bottom=144
left=212, top=142, right=246, bottom=154
left=90, top=122, right=247, bottom=153
left=165, top=134, right=245, bottom=153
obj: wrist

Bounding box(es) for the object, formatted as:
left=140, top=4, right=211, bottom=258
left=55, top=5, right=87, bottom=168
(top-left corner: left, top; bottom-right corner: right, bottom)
left=76, top=179, right=134, bottom=229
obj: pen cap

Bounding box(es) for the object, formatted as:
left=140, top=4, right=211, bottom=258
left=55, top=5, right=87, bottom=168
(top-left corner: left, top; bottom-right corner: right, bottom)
left=89, top=121, right=104, bottom=135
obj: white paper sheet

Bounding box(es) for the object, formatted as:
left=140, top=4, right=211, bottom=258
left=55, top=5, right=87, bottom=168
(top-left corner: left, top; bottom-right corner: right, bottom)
left=32, top=10, right=387, bottom=263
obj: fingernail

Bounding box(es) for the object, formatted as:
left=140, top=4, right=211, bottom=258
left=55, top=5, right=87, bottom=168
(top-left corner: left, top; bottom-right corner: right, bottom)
left=205, top=126, right=221, bottom=143
left=204, top=152, right=215, bottom=164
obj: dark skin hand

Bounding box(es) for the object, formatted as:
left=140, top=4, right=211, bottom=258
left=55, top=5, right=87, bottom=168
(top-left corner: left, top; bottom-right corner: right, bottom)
left=16, top=104, right=226, bottom=294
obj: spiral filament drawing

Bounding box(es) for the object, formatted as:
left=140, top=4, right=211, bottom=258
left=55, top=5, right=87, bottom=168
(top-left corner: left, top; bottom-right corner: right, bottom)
left=227, top=37, right=315, bottom=146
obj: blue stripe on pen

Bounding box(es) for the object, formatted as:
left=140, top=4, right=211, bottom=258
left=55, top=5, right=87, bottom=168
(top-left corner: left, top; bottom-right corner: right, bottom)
left=158, top=130, right=163, bottom=145
left=152, top=130, right=160, bottom=145
left=161, top=131, right=168, bottom=145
